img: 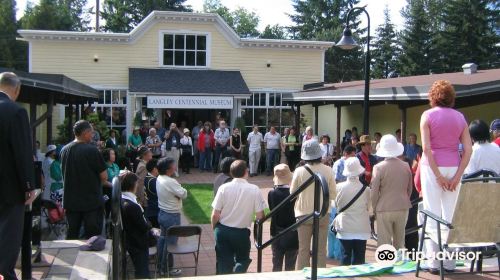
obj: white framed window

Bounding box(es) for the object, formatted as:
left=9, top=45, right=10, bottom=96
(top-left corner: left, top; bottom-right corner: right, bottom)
left=159, top=31, right=210, bottom=68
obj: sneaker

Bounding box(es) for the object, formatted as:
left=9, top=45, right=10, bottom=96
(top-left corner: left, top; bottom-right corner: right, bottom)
left=169, top=269, right=182, bottom=276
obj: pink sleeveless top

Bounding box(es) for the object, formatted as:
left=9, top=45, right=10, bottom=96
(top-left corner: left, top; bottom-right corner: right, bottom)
left=421, top=107, right=467, bottom=167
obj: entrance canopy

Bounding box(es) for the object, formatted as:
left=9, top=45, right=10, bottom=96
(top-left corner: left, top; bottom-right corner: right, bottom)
left=129, top=68, right=251, bottom=96
left=0, top=67, right=98, bottom=104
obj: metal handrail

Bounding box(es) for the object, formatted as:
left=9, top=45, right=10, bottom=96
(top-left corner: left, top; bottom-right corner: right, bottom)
left=253, top=171, right=330, bottom=280
left=462, top=169, right=499, bottom=183
left=111, top=177, right=126, bottom=280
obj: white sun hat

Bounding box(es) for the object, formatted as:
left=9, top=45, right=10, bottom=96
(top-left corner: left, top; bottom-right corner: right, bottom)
left=376, top=134, right=404, bottom=158
left=342, top=157, right=365, bottom=177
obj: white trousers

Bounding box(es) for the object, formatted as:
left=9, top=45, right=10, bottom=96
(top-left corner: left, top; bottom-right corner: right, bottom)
left=165, top=148, right=180, bottom=175
left=249, top=149, right=261, bottom=174
left=420, top=164, right=461, bottom=270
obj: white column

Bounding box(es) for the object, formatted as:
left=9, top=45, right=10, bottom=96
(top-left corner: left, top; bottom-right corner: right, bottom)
left=126, top=91, right=133, bottom=140
left=230, top=98, right=239, bottom=128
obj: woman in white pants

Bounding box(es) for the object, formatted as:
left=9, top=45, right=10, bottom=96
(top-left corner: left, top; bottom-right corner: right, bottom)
left=419, top=80, right=472, bottom=274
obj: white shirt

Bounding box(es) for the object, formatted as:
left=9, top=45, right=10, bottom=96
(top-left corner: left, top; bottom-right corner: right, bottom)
left=180, top=136, right=193, bottom=154
left=319, top=143, right=334, bottom=158
left=247, top=132, right=263, bottom=152
left=212, top=178, right=267, bottom=228
left=264, top=132, right=281, bottom=149
left=35, top=149, right=45, bottom=162
left=157, top=175, right=188, bottom=213
left=214, top=128, right=230, bottom=145
left=464, top=142, right=500, bottom=175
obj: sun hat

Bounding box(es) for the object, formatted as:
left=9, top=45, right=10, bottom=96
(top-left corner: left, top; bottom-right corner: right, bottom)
left=45, top=144, right=57, bottom=156
left=490, top=119, right=500, bottom=131
left=301, top=140, right=323, bottom=160
left=79, top=235, right=106, bottom=251
left=358, top=135, right=373, bottom=145
left=376, top=134, right=404, bottom=158
left=273, top=164, right=293, bottom=186
left=183, top=128, right=190, bottom=134
left=342, top=157, right=365, bottom=177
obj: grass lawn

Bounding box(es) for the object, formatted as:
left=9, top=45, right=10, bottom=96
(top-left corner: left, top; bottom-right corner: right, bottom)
left=182, top=184, right=270, bottom=224
left=183, top=184, right=214, bottom=224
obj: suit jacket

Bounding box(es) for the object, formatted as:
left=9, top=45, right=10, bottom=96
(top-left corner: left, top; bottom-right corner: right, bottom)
left=0, top=92, right=35, bottom=206
left=371, top=157, right=413, bottom=212
left=121, top=198, right=152, bottom=254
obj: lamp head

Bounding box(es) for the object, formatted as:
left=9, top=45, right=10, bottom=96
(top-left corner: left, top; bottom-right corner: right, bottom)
left=336, top=27, right=359, bottom=50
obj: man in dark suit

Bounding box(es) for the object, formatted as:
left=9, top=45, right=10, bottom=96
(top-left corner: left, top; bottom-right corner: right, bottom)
left=0, top=72, right=36, bottom=280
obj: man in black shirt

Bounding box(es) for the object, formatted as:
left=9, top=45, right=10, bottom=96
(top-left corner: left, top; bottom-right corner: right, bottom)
left=268, top=164, right=298, bottom=271
left=61, top=120, right=107, bottom=239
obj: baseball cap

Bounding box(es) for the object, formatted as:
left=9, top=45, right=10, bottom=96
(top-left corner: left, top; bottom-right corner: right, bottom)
left=79, top=235, right=106, bottom=251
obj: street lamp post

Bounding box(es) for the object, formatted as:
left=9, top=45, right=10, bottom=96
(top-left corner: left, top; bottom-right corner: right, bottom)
left=335, top=7, right=371, bottom=135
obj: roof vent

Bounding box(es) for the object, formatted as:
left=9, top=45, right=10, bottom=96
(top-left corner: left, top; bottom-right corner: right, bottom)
left=462, top=63, right=477, bottom=75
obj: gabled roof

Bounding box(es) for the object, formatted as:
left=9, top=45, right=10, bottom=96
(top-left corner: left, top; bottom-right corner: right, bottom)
left=285, top=69, right=500, bottom=105
left=129, top=68, right=250, bottom=96
left=18, top=11, right=334, bottom=50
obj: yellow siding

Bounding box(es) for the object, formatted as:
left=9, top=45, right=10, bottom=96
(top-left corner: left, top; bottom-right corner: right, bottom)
left=316, top=101, right=500, bottom=145
left=30, top=22, right=324, bottom=90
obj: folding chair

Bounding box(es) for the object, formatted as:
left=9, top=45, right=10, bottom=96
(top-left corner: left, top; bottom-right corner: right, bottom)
left=160, top=225, right=202, bottom=277
left=415, top=172, right=500, bottom=280
left=40, top=199, right=66, bottom=239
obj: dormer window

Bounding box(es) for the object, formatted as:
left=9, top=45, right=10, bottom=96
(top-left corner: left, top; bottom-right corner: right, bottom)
left=162, top=33, right=208, bottom=67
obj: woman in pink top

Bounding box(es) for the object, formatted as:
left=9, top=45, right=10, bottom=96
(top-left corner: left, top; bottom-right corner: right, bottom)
left=419, top=80, right=472, bottom=273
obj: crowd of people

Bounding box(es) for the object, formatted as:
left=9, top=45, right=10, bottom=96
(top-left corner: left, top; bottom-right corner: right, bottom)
left=2, top=70, right=500, bottom=280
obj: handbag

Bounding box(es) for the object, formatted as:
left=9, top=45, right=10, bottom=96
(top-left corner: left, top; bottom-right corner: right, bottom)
left=330, top=185, right=367, bottom=234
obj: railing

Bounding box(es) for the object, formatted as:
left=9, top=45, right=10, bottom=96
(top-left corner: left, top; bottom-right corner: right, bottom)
left=254, top=171, right=330, bottom=280
left=111, top=177, right=126, bottom=280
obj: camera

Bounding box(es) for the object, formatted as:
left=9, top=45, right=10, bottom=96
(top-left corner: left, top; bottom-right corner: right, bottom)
left=377, top=249, right=395, bottom=261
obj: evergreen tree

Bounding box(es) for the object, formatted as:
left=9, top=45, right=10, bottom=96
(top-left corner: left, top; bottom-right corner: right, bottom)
left=260, top=24, right=288, bottom=39
left=203, top=0, right=260, bottom=38
left=19, top=0, right=90, bottom=31
left=438, top=0, right=499, bottom=71
left=398, top=0, right=434, bottom=76
left=290, top=0, right=365, bottom=82
left=102, top=0, right=192, bottom=32
left=371, top=6, right=398, bottom=78
left=0, top=0, right=17, bottom=68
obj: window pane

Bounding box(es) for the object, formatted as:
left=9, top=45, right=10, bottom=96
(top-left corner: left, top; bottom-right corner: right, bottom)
left=196, top=51, right=206, bottom=66
left=164, top=34, right=173, bottom=49
left=276, top=93, right=282, bottom=107
left=269, top=93, right=275, bottom=106
left=186, top=51, right=196, bottom=66
left=260, top=93, right=266, bottom=106
left=268, top=108, right=280, bottom=127
left=174, top=51, right=184, bottom=66
left=105, top=90, right=112, bottom=104
left=175, top=35, right=184, bottom=49
left=281, top=109, right=295, bottom=126
left=255, top=109, right=267, bottom=126
left=164, top=50, right=173, bottom=65
left=242, top=109, right=252, bottom=129
left=197, top=36, right=206, bottom=50
left=186, top=35, right=196, bottom=50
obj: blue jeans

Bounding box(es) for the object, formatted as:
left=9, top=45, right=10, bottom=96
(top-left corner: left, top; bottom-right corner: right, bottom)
left=199, top=149, right=212, bottom=171
left=157, top=211, right=181, bottom=271
left=266, top=149, right=280, bottom=173
left=214, top=144, right=228, bottom=171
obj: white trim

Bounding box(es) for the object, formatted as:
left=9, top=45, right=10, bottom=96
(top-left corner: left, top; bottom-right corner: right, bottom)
left=28, top=41, right=32, bottom=72
left=158, top=30, right=211, bottom=68
left=18, top=11, right=334, bottom=50
left=320, top=50, right=325, bottom=82
left=91, top=85, right=128, bottom=90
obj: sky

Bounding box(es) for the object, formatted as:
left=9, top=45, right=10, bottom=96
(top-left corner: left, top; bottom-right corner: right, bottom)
left=15, top=0, right=407, bottom=34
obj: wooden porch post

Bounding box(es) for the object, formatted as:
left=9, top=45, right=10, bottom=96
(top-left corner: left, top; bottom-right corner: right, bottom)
left=46, top=94, right=54, bottom=144
left=314, top=104, right=319, bottom=134
left=400, top=105, right=407, bottom=144
left=30, top=102, right=37, bottom=152
left=335, top=104, right=341, bottom=156
left=67, top=103, right=73, bottom=140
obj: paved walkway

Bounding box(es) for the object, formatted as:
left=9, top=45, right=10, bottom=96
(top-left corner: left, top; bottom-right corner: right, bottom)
left=15, top=169, right=499, bottom=279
